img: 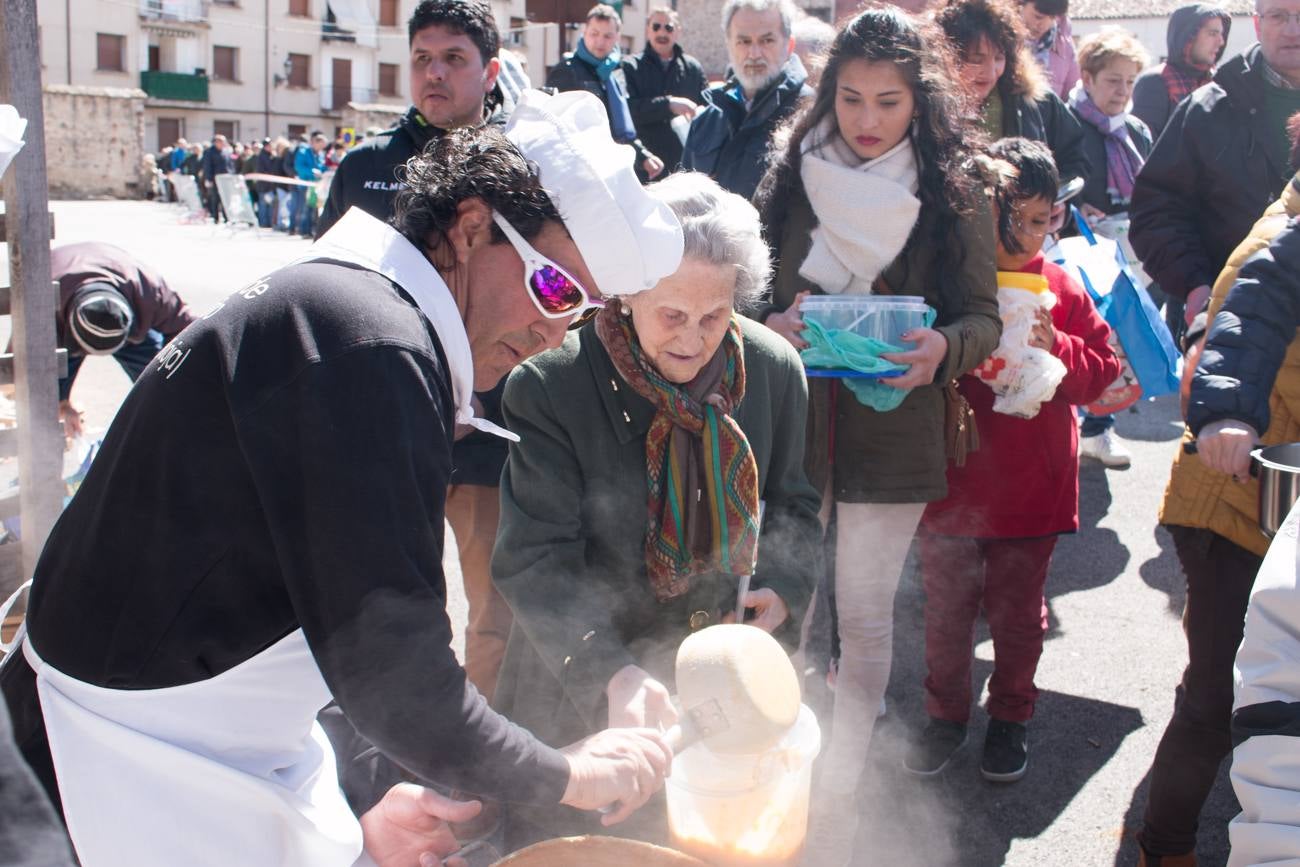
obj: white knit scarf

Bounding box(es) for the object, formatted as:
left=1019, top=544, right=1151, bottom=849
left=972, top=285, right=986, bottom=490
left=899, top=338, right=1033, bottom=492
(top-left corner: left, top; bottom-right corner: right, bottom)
left=798, top=116, right=921, bottom=294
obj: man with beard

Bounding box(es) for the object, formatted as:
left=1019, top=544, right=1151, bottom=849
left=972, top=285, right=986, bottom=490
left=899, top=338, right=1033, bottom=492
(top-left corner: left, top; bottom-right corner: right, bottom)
left=682, top=0, right=812, bottom=200
left=623, top=6, right=707, bottom=181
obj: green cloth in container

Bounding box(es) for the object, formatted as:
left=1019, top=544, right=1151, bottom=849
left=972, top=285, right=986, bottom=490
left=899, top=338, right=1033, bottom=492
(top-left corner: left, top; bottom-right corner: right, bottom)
left=799, top=309, right=936, bottom=412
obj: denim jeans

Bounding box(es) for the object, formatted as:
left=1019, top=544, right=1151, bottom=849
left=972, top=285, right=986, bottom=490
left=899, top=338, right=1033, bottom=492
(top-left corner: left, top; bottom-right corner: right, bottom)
left=1080, top=412, right=1115, bottom=438
left=60, top=330, right=166, bottom=401
left=275, top=189, right=291, bottom=231
left=257, top=190, right=276, bottom=228
left=288, top=187, right=308, bottom=234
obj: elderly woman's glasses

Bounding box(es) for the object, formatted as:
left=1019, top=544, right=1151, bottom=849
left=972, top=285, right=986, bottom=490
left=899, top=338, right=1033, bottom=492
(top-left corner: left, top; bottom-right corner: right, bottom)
left=492, top=211, right=605, bottom=327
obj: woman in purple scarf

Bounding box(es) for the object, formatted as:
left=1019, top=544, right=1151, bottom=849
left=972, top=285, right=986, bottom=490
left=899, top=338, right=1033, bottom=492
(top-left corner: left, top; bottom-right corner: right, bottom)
left=1067, top=27, right=1153, bottom=222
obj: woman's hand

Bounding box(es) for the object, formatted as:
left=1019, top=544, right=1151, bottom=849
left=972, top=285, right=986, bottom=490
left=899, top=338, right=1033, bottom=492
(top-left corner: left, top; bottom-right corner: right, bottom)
left=767, top=291, right=810, bottom=350
left=723, top=588, right=789, bottom=634
left=1197, top=418, right=1259, bottom=481
left=642, top=154, right=666, bottom=181
left=880, top=327, right=949, bottom=389
left=1028, top=307, right=1056, bottom=351
left=359, top=783, right=480, bottom=867
left=606, top=664, right=679, bottom=731
left=559, top=727, right=674, bottom=826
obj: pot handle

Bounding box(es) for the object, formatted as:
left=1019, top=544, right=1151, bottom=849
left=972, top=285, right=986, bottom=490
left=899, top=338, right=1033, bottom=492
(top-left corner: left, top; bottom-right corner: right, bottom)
left=1182, top=439, right=1263, bottom=477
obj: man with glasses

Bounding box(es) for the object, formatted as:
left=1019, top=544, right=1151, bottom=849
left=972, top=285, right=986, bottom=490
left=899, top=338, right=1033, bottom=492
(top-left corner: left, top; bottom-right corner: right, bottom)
left=1131, top=0, right=1300, bottom=347
left=0, top=90, right=683, bottom=867
left=624, top=6, right=707, bottom=181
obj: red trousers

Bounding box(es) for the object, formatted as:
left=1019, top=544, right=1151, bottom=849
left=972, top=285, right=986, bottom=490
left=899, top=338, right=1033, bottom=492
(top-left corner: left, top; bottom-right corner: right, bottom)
left=918, top=532, right=1058, bottom=724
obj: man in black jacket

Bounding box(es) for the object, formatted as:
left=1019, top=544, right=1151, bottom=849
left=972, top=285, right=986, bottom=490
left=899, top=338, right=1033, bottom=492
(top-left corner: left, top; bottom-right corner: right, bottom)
left=315, top=0, right=517, bottom=725
left=623, top=6, right=707, bottom=181
left=199, top=134, right=232, bottom=223
left=1130, top=1, right=1300, bottom=341
left=545, top=4, right=664, bottom=181
left=683, top=0, right=812, bottom=201
left=316, top=0, right=503, bottom=238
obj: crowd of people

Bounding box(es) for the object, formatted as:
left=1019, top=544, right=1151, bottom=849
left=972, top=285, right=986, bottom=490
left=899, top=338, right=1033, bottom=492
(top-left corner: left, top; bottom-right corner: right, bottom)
left=6, top=0, right=1300, bottom=865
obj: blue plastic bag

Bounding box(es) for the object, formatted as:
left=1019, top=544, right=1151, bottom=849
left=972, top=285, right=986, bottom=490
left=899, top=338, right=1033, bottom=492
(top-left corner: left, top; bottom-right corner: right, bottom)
left=1052, top=209, right=1180, bottom=398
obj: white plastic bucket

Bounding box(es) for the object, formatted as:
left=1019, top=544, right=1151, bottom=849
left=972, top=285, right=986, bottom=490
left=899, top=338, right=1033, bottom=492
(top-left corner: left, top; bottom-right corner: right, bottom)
left=665, top=704, right=821, bottom=867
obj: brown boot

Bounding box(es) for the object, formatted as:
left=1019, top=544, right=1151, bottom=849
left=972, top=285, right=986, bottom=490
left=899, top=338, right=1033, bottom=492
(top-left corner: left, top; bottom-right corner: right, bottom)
left=1137, top=848, right=1197, bottom=867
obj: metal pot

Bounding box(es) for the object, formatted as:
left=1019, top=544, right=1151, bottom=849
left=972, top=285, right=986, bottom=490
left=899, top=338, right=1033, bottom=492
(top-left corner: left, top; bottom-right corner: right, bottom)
left=1253, top=443, right=1300, bottom=538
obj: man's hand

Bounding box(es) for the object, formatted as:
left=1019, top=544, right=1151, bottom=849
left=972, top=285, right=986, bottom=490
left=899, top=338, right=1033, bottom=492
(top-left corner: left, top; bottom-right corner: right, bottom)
left=642, top=153, right=666, bottom=180
left=559, top=727, right=673, bottom=826
left=59, top=399, right=85, bottom=439
left=359, top=783, right=481, bottom=867
left=881, top=327, right=949, bottom=389
left=668, top=97, right=698, bottom=117
left=766, top=291, right=810, bottom=350
left=1196, top=418, right=1259, bottom=481
left=722, top=588, right=789, bottom=634
left=606, top=664, right=679, bottom=731
left=1185, top=284, right=1212, bottom=327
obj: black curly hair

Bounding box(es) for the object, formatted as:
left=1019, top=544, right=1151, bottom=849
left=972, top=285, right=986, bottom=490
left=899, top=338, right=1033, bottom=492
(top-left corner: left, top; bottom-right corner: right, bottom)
left=755, top=5, right=978, bottom=319
left=986, top=137, right=1058, bottom=255
left=390, top=126, right=563, bottom=253
left=408, top=0, right=500, bottom=62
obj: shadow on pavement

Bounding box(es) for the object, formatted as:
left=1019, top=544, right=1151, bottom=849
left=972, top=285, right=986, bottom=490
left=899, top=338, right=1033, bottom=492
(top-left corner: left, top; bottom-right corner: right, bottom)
left=853, top=676, right=1145, bottom=867
left=1113, top=397, right=1184, bottom=444
left=1052, top=462, right=1129, bottom=597
left=1139, top=524, right=1187, bottom=616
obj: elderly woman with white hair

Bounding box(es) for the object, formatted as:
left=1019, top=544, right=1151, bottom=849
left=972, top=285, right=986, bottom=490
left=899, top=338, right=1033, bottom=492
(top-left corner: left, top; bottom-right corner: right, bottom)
left=491, top=171, right=823, bottom=850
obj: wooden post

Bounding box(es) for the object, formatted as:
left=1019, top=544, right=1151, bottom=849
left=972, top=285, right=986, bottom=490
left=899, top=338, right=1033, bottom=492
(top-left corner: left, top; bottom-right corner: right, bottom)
left=1, top=0, right=63, bottom=593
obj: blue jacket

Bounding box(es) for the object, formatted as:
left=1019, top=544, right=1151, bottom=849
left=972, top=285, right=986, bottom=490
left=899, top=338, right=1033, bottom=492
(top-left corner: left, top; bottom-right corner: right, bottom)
left=1189, top=206, right=1300, bottom=436
left=682, top=56, right=811, bottom=201
left=294, top=144, right=322, bottom=182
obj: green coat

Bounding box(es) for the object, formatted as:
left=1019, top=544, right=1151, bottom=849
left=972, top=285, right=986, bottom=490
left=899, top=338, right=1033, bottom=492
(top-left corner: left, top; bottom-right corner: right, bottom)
left=490, top=317, right=822, bottom=847
left=761, top=185, right=1000, bottom=503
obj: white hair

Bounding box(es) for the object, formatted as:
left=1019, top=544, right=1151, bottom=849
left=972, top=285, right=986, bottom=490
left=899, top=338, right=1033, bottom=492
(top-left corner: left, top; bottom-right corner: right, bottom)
left=721, top=0, right=797, bottom=40
left=646, top=172, right=771, bottom=311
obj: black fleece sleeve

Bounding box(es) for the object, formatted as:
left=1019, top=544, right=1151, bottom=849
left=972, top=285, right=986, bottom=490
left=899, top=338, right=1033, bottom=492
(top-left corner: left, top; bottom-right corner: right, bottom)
left=234, top=344, right=570, bottom=805
left=1187, top=219, right=1300, bottom=436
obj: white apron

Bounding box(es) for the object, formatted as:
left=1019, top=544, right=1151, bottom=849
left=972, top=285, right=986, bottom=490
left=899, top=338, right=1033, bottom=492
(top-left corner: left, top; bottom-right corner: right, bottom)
left=21, top=624, right=366, bottom=866
left=5, top=212, right=509, bottom=865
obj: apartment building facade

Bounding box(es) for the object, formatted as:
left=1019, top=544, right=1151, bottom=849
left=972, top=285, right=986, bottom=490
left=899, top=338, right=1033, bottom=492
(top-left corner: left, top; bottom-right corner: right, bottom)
left=35, top=0, right=560, bottom=151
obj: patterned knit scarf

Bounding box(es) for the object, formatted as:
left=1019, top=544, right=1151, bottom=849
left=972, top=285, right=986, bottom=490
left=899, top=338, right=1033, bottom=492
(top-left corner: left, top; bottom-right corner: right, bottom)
left=595, top=307, right=761, bottom=602
left=1160, top=58, right=1211, bottom=108
left=1069, top=89, right=1145, bottom=203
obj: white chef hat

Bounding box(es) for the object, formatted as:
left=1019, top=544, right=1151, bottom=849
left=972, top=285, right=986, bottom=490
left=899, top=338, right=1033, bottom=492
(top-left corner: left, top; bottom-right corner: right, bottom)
left=504, top=89, right=683, bottom=298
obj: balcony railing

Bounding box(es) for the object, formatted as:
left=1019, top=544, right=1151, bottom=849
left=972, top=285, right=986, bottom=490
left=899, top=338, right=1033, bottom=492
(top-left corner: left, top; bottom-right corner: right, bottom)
left=320, top=86, right=379, bottom=111
left=140, top=70, right=210, bottom=102
left=139, top=0, right=209, bottom=24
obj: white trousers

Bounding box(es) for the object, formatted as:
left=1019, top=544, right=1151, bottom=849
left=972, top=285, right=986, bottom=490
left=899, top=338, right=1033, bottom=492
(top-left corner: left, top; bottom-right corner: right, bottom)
left=818, top=501, right=925, bottom=796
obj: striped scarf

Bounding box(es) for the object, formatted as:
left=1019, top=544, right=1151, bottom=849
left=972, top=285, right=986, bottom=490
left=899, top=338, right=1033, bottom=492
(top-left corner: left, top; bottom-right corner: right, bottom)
left=595, top=306, right=761, bottom=601
left=1160, top=59, right=1211, bottom=108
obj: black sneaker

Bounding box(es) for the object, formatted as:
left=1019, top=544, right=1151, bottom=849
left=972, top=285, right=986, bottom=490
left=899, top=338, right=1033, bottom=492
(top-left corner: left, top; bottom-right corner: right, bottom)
left=981, top=719, right=1028, bottom=782
left=902, top=718, right=968, bottom=777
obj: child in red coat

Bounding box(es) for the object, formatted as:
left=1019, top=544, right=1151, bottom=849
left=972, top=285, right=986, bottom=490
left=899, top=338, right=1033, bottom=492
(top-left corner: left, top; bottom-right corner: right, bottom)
left=903, top=139, right=1120, bottom=783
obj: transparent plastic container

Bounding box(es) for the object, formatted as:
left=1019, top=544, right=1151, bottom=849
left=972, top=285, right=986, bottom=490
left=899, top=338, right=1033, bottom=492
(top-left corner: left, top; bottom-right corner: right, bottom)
left=799, top=294, right=930, bottom=347
left=666, top=704, right=821, bottom=867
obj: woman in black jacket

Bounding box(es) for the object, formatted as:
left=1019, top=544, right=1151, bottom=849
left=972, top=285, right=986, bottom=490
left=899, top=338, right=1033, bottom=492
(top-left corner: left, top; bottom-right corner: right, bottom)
left=935, top=0, right=1089, bottom=185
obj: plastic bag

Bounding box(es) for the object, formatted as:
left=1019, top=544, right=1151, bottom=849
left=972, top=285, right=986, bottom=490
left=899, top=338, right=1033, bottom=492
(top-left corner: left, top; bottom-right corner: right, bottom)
left=971, top=272, right=1067, bottom=418
left=800, top=308, right=936, bottom=413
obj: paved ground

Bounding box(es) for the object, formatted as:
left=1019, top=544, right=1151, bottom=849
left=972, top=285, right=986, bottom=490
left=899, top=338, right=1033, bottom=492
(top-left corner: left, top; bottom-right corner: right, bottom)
left=3, top=200, right=1238, bottom=866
